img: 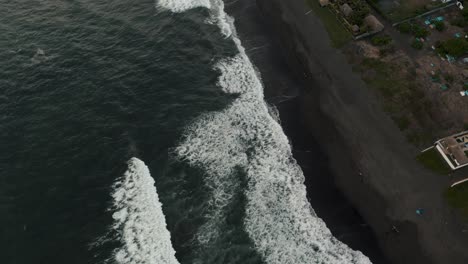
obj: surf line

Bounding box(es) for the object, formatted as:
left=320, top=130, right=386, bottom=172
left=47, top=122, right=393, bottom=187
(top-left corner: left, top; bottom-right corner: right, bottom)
left=109, top=158, right=180, bottom=264
left=166, top=0, right=373, bottom=263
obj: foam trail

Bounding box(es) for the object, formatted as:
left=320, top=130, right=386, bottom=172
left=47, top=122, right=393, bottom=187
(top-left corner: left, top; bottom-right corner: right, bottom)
left=174, top=0, right=373, bottom=263
left=110, top=158, right=180, bottom=264
left=157, top=0, right=211, bottom=13
left=156, top=0, right=232, bottom=37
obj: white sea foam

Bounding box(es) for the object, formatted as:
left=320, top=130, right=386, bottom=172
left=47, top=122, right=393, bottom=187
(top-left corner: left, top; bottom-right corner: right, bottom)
left=157, top=0, right=211, bottom=13
left=157, top=0, right=232, bottom=37
left=109, top=158, right=180, bottom=264
left=171, top=0, right=372, bottom=263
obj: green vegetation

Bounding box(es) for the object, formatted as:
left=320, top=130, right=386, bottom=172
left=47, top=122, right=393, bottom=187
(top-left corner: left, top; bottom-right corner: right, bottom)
left=397, top=22, right=429, bottom=38
left=451, top=7, right=468, bottom=27
left=416, top=148, right=451, bottom=175
left=412, top=25, right=429, bottom=38
left=371, top=34, right=392, bottom=46
left=434, top=20, right=445, bottom=32
left=393, top=115, right=410, bottom=130
left=407, top=132, right=433, bottom=146
left=450, top=17, right=467, bottom=28
left=353, top=58, right=434, bottom=145
left=380, top=0, right=451, bottom=23
left=305, top=0, right=352, bottom=48
left=336, top=0, right=370, bottom=26
left=463, top=5, right=468, bottom=20
left=379, top=44, right=396, bottom=56
left=444, top=74, right=454, bottom=84
left=464, top=122, right=468, bottom=131
left=411, top=39, right=423, bottom=50
left=397, top=22, right=412, bottom=33
left=445, top=183, right=468, bottom=219
left=436, top=38, right=468, bottom=57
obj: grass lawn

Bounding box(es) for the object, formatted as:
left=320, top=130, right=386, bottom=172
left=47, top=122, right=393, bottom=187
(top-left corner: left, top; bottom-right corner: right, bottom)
left=353, top=58, right=434, bottom=146
left=445, top=183, right=468, bottom=219
left=374, top=0, right=450, bottom=23
left=305, top=0, right=352, bottom=48
left=416, top=148, right=451, bottom=175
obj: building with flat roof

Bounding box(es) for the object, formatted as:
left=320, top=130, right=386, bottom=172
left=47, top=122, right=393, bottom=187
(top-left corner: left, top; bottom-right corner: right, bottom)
left=435, top=131, right=468, bottom=170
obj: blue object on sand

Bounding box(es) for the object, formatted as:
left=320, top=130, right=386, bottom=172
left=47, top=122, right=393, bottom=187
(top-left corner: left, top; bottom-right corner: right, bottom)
left=455, top=33, right=461, bottom=38
left=446, top=54, right=455, bottom=62
left=416, top=208, right=425, bottom=215
left=425, top=20, right=431, bottom=25
left=435, top=16, right=444, bottom=22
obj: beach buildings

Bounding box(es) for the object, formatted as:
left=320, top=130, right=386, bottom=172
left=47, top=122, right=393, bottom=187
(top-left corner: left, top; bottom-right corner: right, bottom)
left=319, top=0, right=330, bottom=7
left=435, top=131, right=468, bottom=170
left=364, top=15, right=384, bottom=32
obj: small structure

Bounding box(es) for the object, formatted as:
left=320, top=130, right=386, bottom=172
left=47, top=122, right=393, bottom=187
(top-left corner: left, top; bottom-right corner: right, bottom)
left=318, top=0, right=329, bottom=7
left=340, top=3, right=353, bottom=17
left=435, top=131, right=468, bottom=170
left=364, top=15, right=384, bottom=32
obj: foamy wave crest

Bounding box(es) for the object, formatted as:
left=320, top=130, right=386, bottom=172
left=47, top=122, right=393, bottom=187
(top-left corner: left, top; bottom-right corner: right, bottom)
left=156, top=0, right=232, bottom=37
left=174, top=1, right=372, bottom=263
left=157, top=0, right=211, bottom=13
left=110, top=158, right=180, bottom=264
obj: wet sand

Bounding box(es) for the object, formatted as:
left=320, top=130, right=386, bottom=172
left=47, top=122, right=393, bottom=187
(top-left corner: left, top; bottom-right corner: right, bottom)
left=225, top=0, right=468, bottom=263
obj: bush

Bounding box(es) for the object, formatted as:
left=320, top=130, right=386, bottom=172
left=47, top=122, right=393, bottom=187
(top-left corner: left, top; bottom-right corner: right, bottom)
left=371, top=35, right=392, bottom=46
left=394, top=115, right=410, bottom=130
left=434, top=21, right=445, bottom=31
left=343, top=0, right=371, bottom=26
left=379, top=44, right=396, bottom=56
left=398, top=22, right=429, bottom=38
left=398, top=22, right=412, bottom=33
left=417, top=148, right=451, bottom=175
left=437, top=38, right=468, bottom=57
left=463, top=122, right=468, bottom=131
left=444, top=74, right=454, bottom=83
left=450, top=18, right=467, bottom=28
left=462, top=7, right=468, bottom=20
left=411, top=39, right=424, bottom=50
left=412, top=25, right=429, bottom=38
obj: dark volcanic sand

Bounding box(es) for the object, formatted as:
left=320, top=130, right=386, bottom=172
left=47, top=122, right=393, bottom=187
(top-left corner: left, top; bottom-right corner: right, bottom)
left=250, top=0, right=468, bottom=264
left=224, top=1, right=388, bottom=263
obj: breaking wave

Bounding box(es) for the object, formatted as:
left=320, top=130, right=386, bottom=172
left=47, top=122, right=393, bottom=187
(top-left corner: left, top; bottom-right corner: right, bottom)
left=164, top=0, right=372, bottom=263
left=157, top=0, right=232, bottom=36
left=157, top=0, right=211, bottom=13
left=109, top=158, right=180, bottom=264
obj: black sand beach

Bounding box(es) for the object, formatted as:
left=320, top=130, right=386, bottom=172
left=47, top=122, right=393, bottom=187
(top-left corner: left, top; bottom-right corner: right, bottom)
left=226, top=0, right=468, bottom=263
left=224, top=0, right=387, bottom=263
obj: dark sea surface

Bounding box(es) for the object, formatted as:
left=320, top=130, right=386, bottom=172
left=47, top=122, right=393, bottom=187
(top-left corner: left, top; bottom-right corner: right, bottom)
left=1, top=1, right=373, bottom=264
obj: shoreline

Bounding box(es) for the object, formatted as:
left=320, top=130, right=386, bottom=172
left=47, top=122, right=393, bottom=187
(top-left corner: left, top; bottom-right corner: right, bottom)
left=255, top=0, right=468, bottom=264
left=224, top=0, right=388, bottom=263
left=226, top=0, right=468, bottom=263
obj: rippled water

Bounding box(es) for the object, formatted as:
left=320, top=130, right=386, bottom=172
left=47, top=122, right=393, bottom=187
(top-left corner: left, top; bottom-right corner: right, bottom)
left=0, top=1, right=371, bottom=263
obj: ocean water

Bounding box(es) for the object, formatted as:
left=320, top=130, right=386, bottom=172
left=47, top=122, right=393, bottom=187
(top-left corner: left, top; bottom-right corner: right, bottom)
left=0, top=0, right=371, bottom=263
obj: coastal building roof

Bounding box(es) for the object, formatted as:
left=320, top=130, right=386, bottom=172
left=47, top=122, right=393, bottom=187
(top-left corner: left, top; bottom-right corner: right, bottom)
left=364, top=15, right=384, bottom=32
left=435, top=131, right=468, bottom=170
left=340, top=4, right=353, bottom=17
left=318, top=0, right=329, bottom=7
